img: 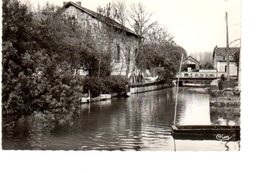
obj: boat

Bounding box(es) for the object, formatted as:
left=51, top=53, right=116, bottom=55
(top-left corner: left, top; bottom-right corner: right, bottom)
left=81, top=96, right=90, bottom=103
left=170, top=54, right=240, bottom=142
left=100, top=93, right=112, bottom=100
left=81, top=91, right=90, bottom=103
left=171, top=125, right=240, bottom=141
left=126, top=92, right=131, bottom=97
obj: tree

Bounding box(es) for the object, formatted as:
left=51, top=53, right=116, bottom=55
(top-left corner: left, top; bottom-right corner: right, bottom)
left=146, top=25, right=176, bottom=45
left=234, top=50, right=240, bottom=79
left=129, top=2, right=157, bottom=38
left=138, top=41, right=186, bottom=83
left=200, top=62, right=214, bottom=69
left=2, top=0, right=82, bottom=129
left=97, top=0, right=128, bottom=26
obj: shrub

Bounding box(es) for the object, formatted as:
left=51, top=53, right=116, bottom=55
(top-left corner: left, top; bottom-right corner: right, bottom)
left=83, top=76, right=128, bottom=97
left=104, top=76, right=129, bottom=93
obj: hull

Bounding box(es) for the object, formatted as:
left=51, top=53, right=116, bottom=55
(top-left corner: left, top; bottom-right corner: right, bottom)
left=171, top=125, right=240, bottom=141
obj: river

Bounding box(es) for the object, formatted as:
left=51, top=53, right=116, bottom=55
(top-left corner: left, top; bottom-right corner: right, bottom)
left=2, top=87, right=240, bottom=151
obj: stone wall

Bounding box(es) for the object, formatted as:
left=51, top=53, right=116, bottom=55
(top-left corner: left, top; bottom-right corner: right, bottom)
left=60, top=5, right=140, bottom=77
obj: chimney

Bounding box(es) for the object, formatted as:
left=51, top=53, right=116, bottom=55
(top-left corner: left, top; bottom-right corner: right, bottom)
left=76, top=1, right=81, bottom=6
left=63, top=2, right=68, bottom=6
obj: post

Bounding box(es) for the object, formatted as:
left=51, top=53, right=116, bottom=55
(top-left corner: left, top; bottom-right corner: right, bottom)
left=98, top=54, right=101, bottom=78
left=225, top=12, right=230, bottom=81
left=238, top=46, right=241, bottom=90
left=173, top=54, right=184, bottom=126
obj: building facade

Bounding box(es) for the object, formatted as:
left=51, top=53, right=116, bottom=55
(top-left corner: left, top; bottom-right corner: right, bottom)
left=56, top=1, right=141, bottom=77
left=182, top=56, right=200, bottom=72
left=213, top=46, right=240, bottom=77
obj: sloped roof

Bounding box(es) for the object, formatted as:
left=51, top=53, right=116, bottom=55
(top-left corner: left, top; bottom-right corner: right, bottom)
left=56, top=1, right=140, bottom=38
left=213, top=47, right=240, bottom=57
left=183, top=56, right=200, bottom=64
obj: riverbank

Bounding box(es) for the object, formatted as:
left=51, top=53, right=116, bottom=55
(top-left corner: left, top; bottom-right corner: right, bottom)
left=209, top=79, right=240, bottom=125
left=130, top=82, right=173, bottom=94
left=4, top=87, right=239, bottom=151
left=81, top=81, right=174, bottom=103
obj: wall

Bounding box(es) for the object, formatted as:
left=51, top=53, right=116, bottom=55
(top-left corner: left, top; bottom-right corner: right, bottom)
left=216, top=62, right=237, bottom=76
left=130, top=83, right=172, bottom=94
left=60, top=5, right=139, bottom=77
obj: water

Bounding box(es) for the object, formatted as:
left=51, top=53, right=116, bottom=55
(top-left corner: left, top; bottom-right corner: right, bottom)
left=2, top=87, right=240, bottom=151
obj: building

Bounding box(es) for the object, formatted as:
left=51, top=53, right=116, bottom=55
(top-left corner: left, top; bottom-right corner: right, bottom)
left=56, top=1, right=141, bottom=78
left=182, top=56, right=200, bottom=72
left=213, top=46, right=240, bottom=77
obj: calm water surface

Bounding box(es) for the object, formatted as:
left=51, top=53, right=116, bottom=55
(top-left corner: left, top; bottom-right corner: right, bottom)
left=2, top=87, right=240, bottom=151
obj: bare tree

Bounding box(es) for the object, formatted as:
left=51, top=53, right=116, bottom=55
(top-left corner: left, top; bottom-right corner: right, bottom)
left=111, top=0, right=128, bottom=26
left=129, top=2, right=157, bottom=38
left=97, top=0, right=128, bottom=26
left=146, top=25, right=176, bottom=45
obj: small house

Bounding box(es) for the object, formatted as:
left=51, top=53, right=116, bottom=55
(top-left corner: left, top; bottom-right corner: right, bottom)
left=212, top=46, right=240, bottom=77
left=182, top=56, right=200, bottom=72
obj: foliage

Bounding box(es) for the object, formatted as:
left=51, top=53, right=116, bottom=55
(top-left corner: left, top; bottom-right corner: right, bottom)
left=137, top=42, right=186, bottom=83
left=104, top=76, right=129, bottom=93
left=2, top=0, right=187, bottom=130
left=2, top=0, right=82, bottom=128
left=200, top=62, right=214, bottom=69
left=83, top=77, right=107, bottom=97
left=83, top=76, right=128, bottom=97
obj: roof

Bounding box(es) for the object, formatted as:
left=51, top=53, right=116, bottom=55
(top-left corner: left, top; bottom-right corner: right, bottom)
left=56, top=1, right=140, bottom=38
left=183, top=56, right=200, bottom=64
left=213, top=47, right=240, bottom=57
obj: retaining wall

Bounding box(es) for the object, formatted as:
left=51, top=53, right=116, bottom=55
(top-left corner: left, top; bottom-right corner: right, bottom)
left=130, top=83, right=173, bottom=94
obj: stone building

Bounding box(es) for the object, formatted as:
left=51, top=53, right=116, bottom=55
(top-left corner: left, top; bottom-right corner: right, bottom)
left=56, top=1, right=141, bottom=78
left=212, top=46, right=240, bottom=77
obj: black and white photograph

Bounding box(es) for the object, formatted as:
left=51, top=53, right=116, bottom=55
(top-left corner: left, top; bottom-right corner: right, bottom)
left=2, top=0, right=242, bottom=152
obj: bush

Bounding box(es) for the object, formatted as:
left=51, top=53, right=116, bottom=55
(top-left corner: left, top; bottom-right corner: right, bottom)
left=104, top=76, right=129, bottom=93
left=83, top=76, right=128, bottom=97
left=83, top=77, right=107, bottom=97
left=2, top=0, right=82, bottom=130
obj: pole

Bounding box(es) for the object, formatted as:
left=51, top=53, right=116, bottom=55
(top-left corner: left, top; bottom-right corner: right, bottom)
left=173, top=54, right=184, bottom=126
left=238, top=45, right=241, bottom=90
left=225, top=12, right=230, bottom=81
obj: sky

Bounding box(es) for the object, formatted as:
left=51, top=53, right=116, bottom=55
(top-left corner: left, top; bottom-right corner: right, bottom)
left=21, top=0, right=241, bottom=54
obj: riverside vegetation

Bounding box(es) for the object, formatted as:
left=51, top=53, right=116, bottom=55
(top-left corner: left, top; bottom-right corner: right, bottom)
left=2, top=0, right=186, bottom=132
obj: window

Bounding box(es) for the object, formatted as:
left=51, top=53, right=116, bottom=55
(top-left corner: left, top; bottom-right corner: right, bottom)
left=116, top=44, right=120, bottom=62
left=68, top=15, right=77, bottom=26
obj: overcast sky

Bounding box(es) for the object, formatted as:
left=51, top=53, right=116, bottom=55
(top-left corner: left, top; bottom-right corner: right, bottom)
left=21, top=0, right=241, bottom=54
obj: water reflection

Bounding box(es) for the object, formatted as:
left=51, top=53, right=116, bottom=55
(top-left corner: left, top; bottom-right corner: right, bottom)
left=176, top=88, right=211, bottom=125
left=2, top=87, right=239, bottom=151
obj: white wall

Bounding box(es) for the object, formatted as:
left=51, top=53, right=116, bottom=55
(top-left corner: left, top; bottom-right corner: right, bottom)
left=216, top=62, right=238, bottom=76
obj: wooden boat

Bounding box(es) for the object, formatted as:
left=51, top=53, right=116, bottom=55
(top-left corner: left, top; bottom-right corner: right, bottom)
left=81, top=96, right=90, bottom=103
left=100, top=94, right=112, bottom=100
left=170, top=54, right=240, bottom=142
left=126, top=92, right=131, bottom=97
left=171, top=125, right=240, bottom=141
left=81, top=91, right=90, bottom=103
